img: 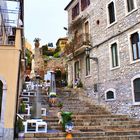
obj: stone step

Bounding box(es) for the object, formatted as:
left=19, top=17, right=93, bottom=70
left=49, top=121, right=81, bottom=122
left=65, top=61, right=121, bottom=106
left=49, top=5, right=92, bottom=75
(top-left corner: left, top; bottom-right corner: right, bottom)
left=60, top=110, right=109, bottom=114
left=62, top=106, right=108, bottom=111
left=43, top=114, right=130, bottom=120
left=47, top=119, right=140, bottom=126
left=21, top=88, right=140, bottom=140
left=73, top=124, right=140, bottom=130
left=18, top=135, right=140, bottom=140
left=24, top=129, right=140, bottom=139
left=47, top=123, right=140, bottom=131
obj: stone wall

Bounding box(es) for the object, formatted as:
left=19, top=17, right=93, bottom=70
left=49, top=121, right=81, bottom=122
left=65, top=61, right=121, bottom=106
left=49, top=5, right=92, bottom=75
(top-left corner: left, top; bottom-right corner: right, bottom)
left=44, top=58, right=66, bottom=74
left=34, top=48, right=44, bottom=77
left=66, top=0, right=140, bottom=118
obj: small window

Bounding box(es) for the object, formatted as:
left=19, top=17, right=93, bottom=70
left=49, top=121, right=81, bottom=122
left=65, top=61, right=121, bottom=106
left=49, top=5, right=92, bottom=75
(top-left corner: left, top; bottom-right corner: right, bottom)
left=81, top=0, right=90, bottom=11
left=72, top=3, right=80, bottom=20
left=22, top=97, right=29, bottom=102
left=110, top=42, right=119, bottom=68
left=30, top=92, right=35, bottom=96
left=84, top=21, right=90, bottom=42
left=126, top=0, right=135, bottom=12
left=105, top=90, right=116, bottom=101
left=130, top=32, right=140, bottom=61
left=108, top=1, right=116, bottom=24
left=86, top=56, right=90, bottom=76
left=74, top=61, right=80, bottom=80
left=23, top=92, right=28, bottom=96
left=133, top=78, right=140, bottom=102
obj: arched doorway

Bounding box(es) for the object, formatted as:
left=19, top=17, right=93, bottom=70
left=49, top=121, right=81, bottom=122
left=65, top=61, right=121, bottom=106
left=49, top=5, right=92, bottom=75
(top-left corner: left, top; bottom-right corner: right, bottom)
left=0, top=80, right=3, bottom=118
left=55, top=68, right=67, bottom=87
left=55, top=69, right=62, bottom=87
left=25, top=75, right=30, bottom=82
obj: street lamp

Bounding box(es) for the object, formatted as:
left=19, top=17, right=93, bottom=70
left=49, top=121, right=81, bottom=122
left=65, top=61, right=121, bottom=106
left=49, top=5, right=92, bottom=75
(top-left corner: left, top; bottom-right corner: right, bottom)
left=85, top=47, right=100, bottom=104
left=85, top=47, right=98, bottom=63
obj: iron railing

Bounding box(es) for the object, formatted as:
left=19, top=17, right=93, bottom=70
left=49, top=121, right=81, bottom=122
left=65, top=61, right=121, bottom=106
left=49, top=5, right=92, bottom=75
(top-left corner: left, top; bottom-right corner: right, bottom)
left=0, top=26, right=16, bottom=45
left=73, top=33, right=91, bottom=50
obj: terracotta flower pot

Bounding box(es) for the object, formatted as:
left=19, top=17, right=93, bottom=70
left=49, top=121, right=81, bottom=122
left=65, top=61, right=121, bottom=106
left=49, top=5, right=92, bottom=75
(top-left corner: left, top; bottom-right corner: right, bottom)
left=18, top=132, right=24, bottom=138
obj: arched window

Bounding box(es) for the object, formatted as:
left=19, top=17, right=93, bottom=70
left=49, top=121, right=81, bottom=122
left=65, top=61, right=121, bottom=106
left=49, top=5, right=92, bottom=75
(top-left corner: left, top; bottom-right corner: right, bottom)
left=0, top=80, right=3, bottom=117
left=133, top=78, right=140, bottom=102
left=105, top=89, right=116, bottom=101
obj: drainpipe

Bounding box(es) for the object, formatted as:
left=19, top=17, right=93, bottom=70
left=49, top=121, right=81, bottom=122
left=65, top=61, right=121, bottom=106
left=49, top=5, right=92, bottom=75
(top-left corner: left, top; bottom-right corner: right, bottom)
left=14, top=27, right=24, bottom=138
left=85, top=47, right=100, bottom=104
left=90, top=58, right=100, bottom=104
left=14, top=50, right=22, bottom=138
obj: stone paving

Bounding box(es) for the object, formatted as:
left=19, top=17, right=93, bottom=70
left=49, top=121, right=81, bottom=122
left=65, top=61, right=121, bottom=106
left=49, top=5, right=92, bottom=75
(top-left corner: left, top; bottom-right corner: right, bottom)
left=16, top=86, right=140, bottom=139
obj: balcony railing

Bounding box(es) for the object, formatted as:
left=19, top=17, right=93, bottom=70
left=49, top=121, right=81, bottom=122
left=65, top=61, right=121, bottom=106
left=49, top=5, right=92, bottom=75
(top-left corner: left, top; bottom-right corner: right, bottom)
left=0, top=26, right=16, bottom=46
left=73, top=33, right=91, bottom=50
left=65, top=33, right=91, bottom=57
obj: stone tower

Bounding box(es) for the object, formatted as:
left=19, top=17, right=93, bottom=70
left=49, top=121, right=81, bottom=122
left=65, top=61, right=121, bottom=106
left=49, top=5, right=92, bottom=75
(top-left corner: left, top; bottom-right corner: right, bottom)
left=33, top=38, right=44, bottom=78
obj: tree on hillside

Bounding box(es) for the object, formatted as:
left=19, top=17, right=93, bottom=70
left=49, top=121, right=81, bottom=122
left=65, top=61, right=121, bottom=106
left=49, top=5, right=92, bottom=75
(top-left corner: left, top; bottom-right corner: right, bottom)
left=25, top=49, right=32, bottom=69
left=64, top=39, right=75, bottom=58
left=42, top=44, right=48, bottom=55
left=53, top=45, right=61, bottom=58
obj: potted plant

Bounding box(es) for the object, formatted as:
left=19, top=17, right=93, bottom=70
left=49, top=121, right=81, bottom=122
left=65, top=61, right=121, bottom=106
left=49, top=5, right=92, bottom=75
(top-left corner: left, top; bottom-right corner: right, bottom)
left=49, top=92, right=57, bottom=106
left=77, top=79, right=83, bottom=88
left=61, top=111, right=73, bottom=132
left=57, top=102, right=63, bottom=110
left=19, top=101, right=26, bottom=114
left=16, top=118, right=24, bottom=138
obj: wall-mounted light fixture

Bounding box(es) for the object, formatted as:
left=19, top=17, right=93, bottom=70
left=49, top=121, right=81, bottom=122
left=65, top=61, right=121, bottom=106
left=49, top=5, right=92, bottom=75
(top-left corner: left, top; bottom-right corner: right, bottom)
left=85, top=47, right=98, bottom=63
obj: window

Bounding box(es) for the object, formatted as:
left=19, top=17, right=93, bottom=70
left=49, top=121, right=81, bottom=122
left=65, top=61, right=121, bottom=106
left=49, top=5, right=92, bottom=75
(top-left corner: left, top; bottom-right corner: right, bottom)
left=72, top=3, right=80, bottom=20
left=74, top=61, right=80, bottom=80
left=108, top=1, right=116, bottom=24
left=110, top=42, right=119, bottom=68
left=84, top=21, right=90, bottom=42
left=126, top=0, right=135, bottom=12
left=133, top=78, right=140, bottom=102
left=86, top=56, right=90, bottom=76
left=0, top=81, right=3, bottom=118
left=81, top=0, right=90, bottom=11
left=22, top=92, right=29, bottom=96
left=105, top=89, right=116, bottom=101
left=130, top=32, right=140, bottom=61
left=106, top=91, right=114, bottom=99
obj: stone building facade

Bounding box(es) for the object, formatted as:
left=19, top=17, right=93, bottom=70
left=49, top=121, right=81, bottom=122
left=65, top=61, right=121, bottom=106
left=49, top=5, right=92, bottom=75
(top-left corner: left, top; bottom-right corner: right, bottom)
left=65, top=0, right=140, bottom=118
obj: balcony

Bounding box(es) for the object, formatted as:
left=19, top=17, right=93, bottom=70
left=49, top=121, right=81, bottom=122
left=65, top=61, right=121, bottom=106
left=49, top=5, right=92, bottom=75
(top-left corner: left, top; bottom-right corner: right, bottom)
left=68, top=15, right=88, bottom=33
left=74, top=33, right=91, bottom=50
left=65, top=33, right=91, bottom=58
left=0, top=26, right=16, bottom=46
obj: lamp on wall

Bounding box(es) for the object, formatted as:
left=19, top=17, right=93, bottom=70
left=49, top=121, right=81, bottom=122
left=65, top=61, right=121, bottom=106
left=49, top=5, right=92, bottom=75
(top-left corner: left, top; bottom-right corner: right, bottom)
left=85, top=47, right=98, bottom=63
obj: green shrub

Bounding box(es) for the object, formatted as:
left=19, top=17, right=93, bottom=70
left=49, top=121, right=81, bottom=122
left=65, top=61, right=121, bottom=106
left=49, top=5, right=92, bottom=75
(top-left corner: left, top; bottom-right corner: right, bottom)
left=53, top=52, right=60, bottom=58
left=19, top=102, right=26, bottom=114
left=16, top=118, right=24, bottom=132
left=57, top=102, right=63, bottom=109
left=61, top=111, right=72, bottom=131
left=77, top=80, right=83, bottom=87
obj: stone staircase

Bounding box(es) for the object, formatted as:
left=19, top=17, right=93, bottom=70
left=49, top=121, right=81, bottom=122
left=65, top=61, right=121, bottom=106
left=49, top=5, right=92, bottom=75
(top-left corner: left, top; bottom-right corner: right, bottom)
left=23, top=88, right=140, bottom=140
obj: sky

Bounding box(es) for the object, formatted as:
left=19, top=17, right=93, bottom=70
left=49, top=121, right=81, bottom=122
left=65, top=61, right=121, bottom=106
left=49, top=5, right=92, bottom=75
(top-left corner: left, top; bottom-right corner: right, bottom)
left=24, top=0, right=71, bottom=48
